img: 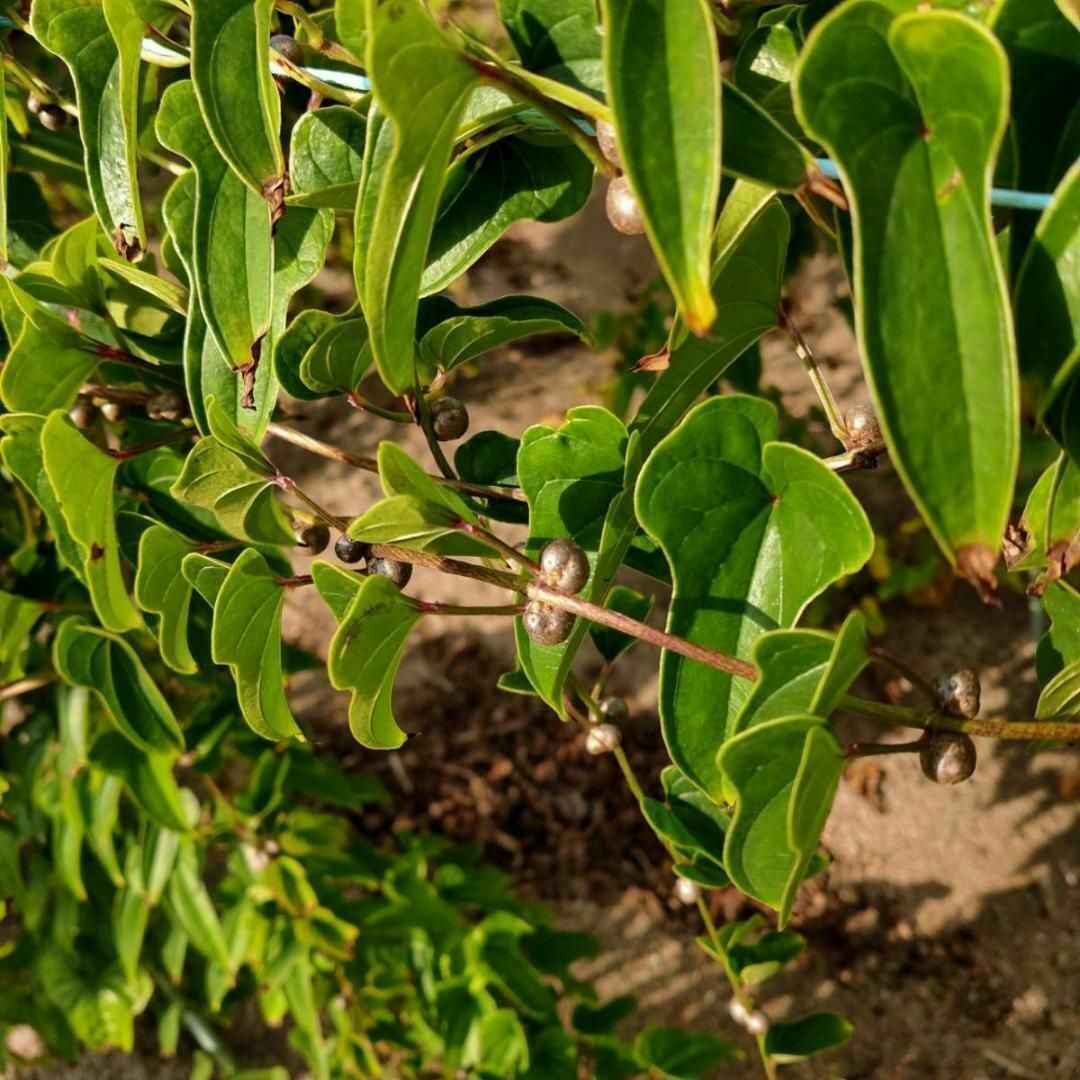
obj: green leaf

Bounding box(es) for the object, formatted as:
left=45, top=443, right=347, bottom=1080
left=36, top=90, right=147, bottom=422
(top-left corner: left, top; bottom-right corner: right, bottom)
left=210, top=548, right=302, bottom=741
left=298, top=313, right=372, bottom=395
left=80, top=770, right=124, bottom=884
left=733, top=17, right=800, bottom=135
left=134, top=524, right=198, bottom=674
left=0, top=593, right=43, bottom=682
left=156, top=80, right=273, bottom=374
left=727, top=928, right=805, bottom=987
left=0, top=60, right=7, bottom=266
left=90, top=731, right=190, bottom=833
left=55, top=619, right=184, bottom=753
left=114, top=851, right=149, bottom=984
left=189, top=0, right=285, bottom=198
left=182, top=551, right=230, bottom=606
left=795, top=4, right=1018, bottom=591
left=1014, top=160, right=1080, bottom=428
left=599, top=0, right=721, bottom=334
left=1037, top=581, right=1080, bottom=687
left=588, top=585, right=653, bottom=664
left=631, top=197, right=788, bottom=456
left=31, top=0, right=142, bottom=254
left=0, top=413, right=83, bottom=572
left=764, top=1012, right=854, bottom=1063
left=499, top=0, right=604, bottom=96
left=335, top=0, right=366, bottom=61
left=734, top=612, right=869, bottom=740
left=722, top=80, right=810, bottom=193
left=423, top=134, right=593, bottom=296
left=633, top=1027, right=739, bottom=1079
left=719, top=715, right=845, bottom=925
left=274, top=308, right=347, bottom=401
left=359, top=0, right=479, bottom=394
left=288, top=105, right=366, bottom=211
left=0, top=277, right=99, bottom=413
left=514, top=407, right=628, bottom=712
left=41, top=411, right=143, bottom=632
left=417, top=294, right=587, bottom=381
left=636, top=396, right=872, bottom=799
left=325, top=571, right=421, bottom=749
left=347, top=494, right=460, bottom=547
left=1005, top=454, right=1080, bottom=588
left=167, top=840, right=233, bottom=972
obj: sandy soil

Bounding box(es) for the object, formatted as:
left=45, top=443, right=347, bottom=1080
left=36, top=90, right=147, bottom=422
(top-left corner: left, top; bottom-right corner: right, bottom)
left=15, top=194, right=1080, bottom=1080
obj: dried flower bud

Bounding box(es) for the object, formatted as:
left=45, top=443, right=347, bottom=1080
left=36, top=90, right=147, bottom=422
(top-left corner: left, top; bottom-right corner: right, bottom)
left=599, top=696, right=628, bottom=723
left=844, top=403, right=882, bottom=451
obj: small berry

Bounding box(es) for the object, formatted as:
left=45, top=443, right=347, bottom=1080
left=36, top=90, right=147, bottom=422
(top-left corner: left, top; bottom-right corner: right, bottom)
left=744, top=1010, right=770, bottom=1037
left=599, top=696, right=628, bottom=723
left=596, top=119, right=621, bottom=168
left=538, top=538, right=589, bottom=594
left=368, top=556, right=412, bottom=589
left=919, top=731, right=977, bottom=785
left=68, top=400, right=96, bottom=430
left=146, top=389, right=187, bottom=422
left=673, top=876, right=702, bottom=905
left=38, top=104, right=67, bottom=132
left=585, top=723, right=621, bottom=755
left=844, top=403, right=882, bottom=451
left=430, top=396, right=469, bottom=441
left=934, top=668, right=981, bottom=719
left=728, top=999, right=749, bottom=1027
left=100, top=401, right=125, bottom=423
left=522, top=600, right=574, bottom=646
left=270, top=34, right=304, bottom=64
left=297, top=524, right=330, bottom=555
left=334, top=535, right=367, bottom=564
left=26, top=93, right=44, bottom=116
left=606, top=176, right=646, bottom=236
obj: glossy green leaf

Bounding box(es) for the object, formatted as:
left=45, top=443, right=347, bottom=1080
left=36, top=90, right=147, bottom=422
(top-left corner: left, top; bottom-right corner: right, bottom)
left=719, top=715, right=845, bottom=924
left=0, top=277, right=99, bottom=413
left=633, top=1027, right=738, bottom=1079
left=0, top=413, right=83, bottom=572
left=288, top=105, right=366, bottom=211
left=274, top=308, right=348, bottom=401
left=727, top=926, right=805, bottom=987
left=189, top=0, right=284, bottom=198
left=156, top=80, right=273, bottom=375
left=1006, top=454, right=1080, bottom=587
left=134, top=524, right=198, bottom=674
left=347, top=494, right=460, bottom=548
left=181, top=552, right=230, bottom=606
left=631, top=198, right=788, bottom=456
left=55, top=619, right=183, bottom=753
left=31, top=0, right=142, bottom=254
left=423, top=134, right=593, bottom=296
left=0, top=593, right=42, bottom=682
left=167, top=841, right=233, bottom=972
left=734, top=17, right=800, bottom=134
left=599, top=0, right=721, bottom=335
left=636, top=396, right=873, bottom=799
left=1014, top=159, right=1080, bottom=424
left=417, top=295, right=587, bottom=380
left=359, top=0, right=479, bottom=393
left=764, top=1012, right=854, bottom=1063
left=325, top=572, right=421, bottom=749
left=41, top=411, right=143, bottom=632
left=299, top=314, right=371, bottom=395
left=499, top=0, right=603, bottom=96
left=722, top=80, right=810, bottom=193
left=89, top=732, right=190, bottom=832
left=514, top=407, right=628, bottom=711
left=335, top=0, right=366, bottom=61
left=210, top=548, right=302, bottom=742
left=795, top=4, right=1017, bottom=591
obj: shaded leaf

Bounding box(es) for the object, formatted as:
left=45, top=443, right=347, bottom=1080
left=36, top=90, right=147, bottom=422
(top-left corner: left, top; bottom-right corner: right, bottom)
left=167, top=840, right=233, bottom=971
left=588, top=585, right=653, bottom=664
left=633, top=1026, right=739, bottom=1079
left=499, top=0, right=603, bottom=96
left=764, top=1012, right=853, bottom=1063
left=90, top=731, right=189, bottom=831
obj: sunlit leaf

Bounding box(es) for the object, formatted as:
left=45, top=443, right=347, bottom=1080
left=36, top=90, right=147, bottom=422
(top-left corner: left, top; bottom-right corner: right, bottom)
left=134, top=524, right=198, bottom=674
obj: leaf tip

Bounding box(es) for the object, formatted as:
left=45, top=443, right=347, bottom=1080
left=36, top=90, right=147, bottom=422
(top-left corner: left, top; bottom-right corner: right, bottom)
left=956, top=543, right=1000, bottom=605
left=683, top=294, right=718, bottom=338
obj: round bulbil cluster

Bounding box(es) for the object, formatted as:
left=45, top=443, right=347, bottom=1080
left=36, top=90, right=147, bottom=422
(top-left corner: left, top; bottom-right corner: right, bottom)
left=729, top=998, right=770, bottom=1036
left=672, top=876, right=702, bottom=905
left=334, top=535, right=367, bottom=565
left=934, top=668, right=981, bottom=719
left=596, top=119, right=621, bottom=169
left=605, top=176, right=646, bottom=236
left=368, top=556, right=412, bottom=589
left=146, top=390, right=186, bottom=422
left=270, top=34, right=304, bottom=64
left=68, top=400, right=96, bottom=430
left=522, top=601, right=574, bottom=646
left=430, top=396, right=469, bottom=441
left=844, top=403, right=882, bottom=451
left=100, top=401, right=125, bottom=423
left=599, top=696, right=628, bottom=723
left=38, top=103, right=68, bottom=131
left=919, top=730, right=977, bottom=785
left=538, top=538, right=589, bottom=595
left=585, top=723, right=621, bottom=756
left=297, top=523, right=330, bottom=555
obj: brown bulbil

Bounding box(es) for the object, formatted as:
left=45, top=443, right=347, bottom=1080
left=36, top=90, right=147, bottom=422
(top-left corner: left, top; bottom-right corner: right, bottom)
left=430, top=396, right=469, bottom=441
left=270, top=34, right=304, bottom=65
left=68, top=400, right=96, bottom=430
left=368, top=556, right=413, bottom=589
left=919, top=731, right=977, bottom=785
left=100, top=401, right=125, bottom=424
left=38, top=104, right=67, bottom=132
left=334, top=535, right=367, bottom=564
left=844, top=403, right=882, bottom=451
left=146, top=390, right=187, bottom=422
left=934, top=668, right=981, bottom=719
left=297, top=523, right=331, bottom=555
left=522, top=600, right=574, bottom=646
left=605, top=176, right=646, bottom=236
left=596, top=119, right=621, bottom=168
left=538, top=538, right=589, bottom=595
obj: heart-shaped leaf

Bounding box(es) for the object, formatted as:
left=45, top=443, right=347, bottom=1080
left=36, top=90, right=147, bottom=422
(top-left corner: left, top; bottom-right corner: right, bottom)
left=210, top=548, right=301, bottom=741
left=795, top=5, right=1017, bottom=594
left=90, top=731, right=190, bottom=832
left=764, top=1012, right=854, bottom=1064
left=324, top=570, right=421, bottom=749
left=599, top=0, right=721, bottom=335
left=189, top=0, right=284, bottom=200
left=288, top=105, right=366, bottom=212
left=299, top=314, right=372, bottom=395
left=359, top=0, right=479, bottom=394
left=134, top=524, right=198, bottom=674
left=733, top=16, right=800, bottom=134
left=633, top=1026, right=738, bottom=1079
left=181, top=551, right=230, bottom=606
left=31, top=0, right=143, bottom=255
left=41, top=411, right=143, bottom=632
left=636, top=396, right=872, bottom=799
left=54, top=619, right=183, bottom=753
left=499, top=0, right=604, bottom=97
left=718, top=715, right=845, bottom=925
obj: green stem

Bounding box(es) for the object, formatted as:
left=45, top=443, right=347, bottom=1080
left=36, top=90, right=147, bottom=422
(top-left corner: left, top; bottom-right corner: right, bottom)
left=414, top=392, right=457, bottom=480
left=346, top=391, right=412, bottom=424
left=778, top=307, right=846, bottom=444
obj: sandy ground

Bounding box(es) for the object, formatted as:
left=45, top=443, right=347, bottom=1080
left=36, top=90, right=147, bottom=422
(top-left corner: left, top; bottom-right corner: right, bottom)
left=14, top=193, right=1080, bottom=1079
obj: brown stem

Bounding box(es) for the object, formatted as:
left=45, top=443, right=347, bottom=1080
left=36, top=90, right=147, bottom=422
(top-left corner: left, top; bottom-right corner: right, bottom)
left=0, top=674, right=55, bottom=700
left=367, top=544, right=526, bottom=592
left=455, top=521, right=538, bottom=572
left=82, top=383, right=153, bottom=405
left=414, top=601, right=524, bottom=616
left=274, top=474, right=349, bottom=532
left=105, top=427, right=196, bottom=460
left=527, top=583, right=758, bottom=681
